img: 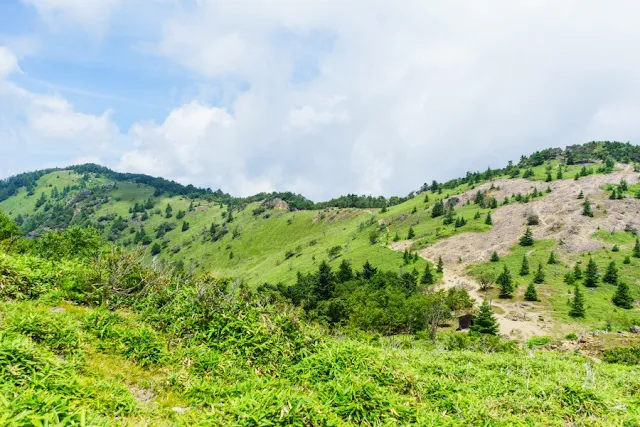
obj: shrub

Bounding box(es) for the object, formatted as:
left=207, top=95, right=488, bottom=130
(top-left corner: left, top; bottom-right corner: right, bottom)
left=603, top=347, right=640, bottom=365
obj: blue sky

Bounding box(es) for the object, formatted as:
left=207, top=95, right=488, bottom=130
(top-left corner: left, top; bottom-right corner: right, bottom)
left=1, top=1, right=640, bottom=200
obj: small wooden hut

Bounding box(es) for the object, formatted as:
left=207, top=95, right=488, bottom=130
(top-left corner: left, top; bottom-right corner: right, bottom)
left=457, top=313, right=475, bottom=330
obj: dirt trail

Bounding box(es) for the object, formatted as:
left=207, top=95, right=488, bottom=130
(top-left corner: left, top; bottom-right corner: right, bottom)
left=421, top=164, right=640, bottom=265
left=438, top=267, right=551, bottom=339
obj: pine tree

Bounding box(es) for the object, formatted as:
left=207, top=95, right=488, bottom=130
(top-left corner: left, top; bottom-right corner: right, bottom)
left=577, top=190, right=584, bottom=199
left=423, top=194, right=429, bottom=203
left=337, top=259, right=354, bottom=283
left=533, top=263, right=545, bottom=284
left=519, top=227, right=534, bottom=246
left=582, top=199, right=593, bottom=217
left=547, top=251, right=557, bottom=265
left=315, top=261, right=335, bottom=300
left=470, top=300, right=500, bottom=335
left=524, top=282, right=539, bottom=301
left=545, top=171, right=553, bottom=182
left=431, top=200, right=445, bottom=218
left=151, top=242, right=161, bottom=256
left=393, top=232, right=400, bottom=242
left=227, top=210, right=234, bottom=223
left=436, top=256, right=444, bottom=273
left=497, top=264, right=514, bottom=298
left=181, top=221, right=189, bottom=232
left=633, top=238, right=640, bottom=258
left=490, top=251, right=499, bottom=262
left=420, top=263, right=434, bottom=285
left=165, top=203, right=173, bottom=218
left=556, top=168, right=563, bottom=180
left=623, top=255, right=631, bottom=265
left=584, top=258, right=599, bottom=288
left=485, top=212, right=492, bottom=225
left=569, top=285, right=586, bottom=318
left=361, top=260, right=378, bottom=280
left=520, top=255, right=530, bottom=276
left=573, top=264, right=583, bottom=280
left=612, top=281, right=634, bottom=309
left=473, top=211, right=481, bottom=220
left=564, top=271, right=575, bottom=285
left=602, top=261, right=618, bottom=285
left=407, top=226, right=415, bottom=239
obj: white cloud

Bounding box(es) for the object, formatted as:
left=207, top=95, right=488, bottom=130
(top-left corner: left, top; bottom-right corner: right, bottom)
left=21, top=0, right=122, bottom=35
left=0, top=46, right=122, bottom=174
left=0, top=47, right=20, bottom=78
left=6, top=2, right=640, bottom=200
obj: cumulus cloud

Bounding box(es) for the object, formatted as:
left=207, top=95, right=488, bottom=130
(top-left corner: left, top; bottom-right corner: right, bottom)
left=5, top=2, right=640, bottom=200
left=0, top=45, right=122, bottom=174
left=21, top=0, right=122, bottom=35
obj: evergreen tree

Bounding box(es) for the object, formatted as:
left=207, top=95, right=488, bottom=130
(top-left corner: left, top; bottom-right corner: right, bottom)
left=633, top=238, right=640, bottom=258
left=490, top=251, right=499, bottom=262
left=569, top=285, right=586, bottom=318
left=361, top=260, right=378, bottom=280
left=602, top=261, right=618, bottom=285
left=423, top=193, right=429, bottom=203
left=181, top=221, right=190, bottom=232
left=485, top=212, right=492, bottom=225
left=564, top=271, right=575, bottom=285
left=188, top=200, right=194, bottom=212
left=470, top=300, right=500, bottom=335
left=547, top=251, right=557, bottom=264
left=337, top=259, right=354, bottom=283
left=520, top=255, right=530, bottom=276
left=407, top=226, right=415, bottom=239
left=431, top=199, right=445, bottom=218
left=524, top=282, right=539, bottom=301
left=411, top=206, right=417, bottom=214
left=519, top=227, right=534, bottom=246
left=436, top=256, right=444, bottom=273
left=209, top=223, right=217, bottom=235
left=165, top=203, right=173, bottom=218
left=151, top=242, right=161, bottom=256
left=577, top=190, right=584, bottom=199
left=556, top=168, right=563, bottom=179
left=473, top=211, right=481, bottom=220
left=315, top=261, right=335, bottom=300
left=420, top=263, right=434, bottom=285
left=612, top=281, right=634, bottom=309
left=545, top=171, right=552, bottom=182
left=227, top=210, right=234, bottom=223
left=497, top=264, right=514, bottom=298
left=623, top=255, right=631, bottom=265
left=582, top=199, right=593, bottom=217
left=584, top=258, right=599, bottom=288
left=393, top=232, right=400, bottom=242
left=533, top=263, right=545, bottom=284
left=573, top=264, right=583, bottom=280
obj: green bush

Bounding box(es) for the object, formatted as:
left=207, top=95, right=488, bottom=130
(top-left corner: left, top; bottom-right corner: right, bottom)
left=602, top=347, right=640, bottom=365
left=4, top=308, right=80, bottom=354
left=525, top=336, right=553, bottom=349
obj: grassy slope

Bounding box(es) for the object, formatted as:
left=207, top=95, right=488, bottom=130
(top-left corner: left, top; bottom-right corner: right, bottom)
left=1, top=293, right=639, bottom=426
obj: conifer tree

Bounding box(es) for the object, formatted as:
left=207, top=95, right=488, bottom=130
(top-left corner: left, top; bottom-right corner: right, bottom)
left=490, top=251, right=499, bottom=262
left=612, top=281, right=634, bottom=309
left=556, top=168, right=563, bottom=180
left=524, top=282, right=539, bottom=301
left=520, top=255, right=530, bottom=276
left=573, top=264, right=583, bottom=280
left=623, top=255, right=631, bottom=265
left=569, top=285, right=585, bottom=318
left=633, top=238, right=640, bottom=258
left=227, top=210, right=234, bottom=223
left=564, top=271, right=575, bottom=285
left=151, top=242, right=161, bottom=256
left=436, top=256, right=444, bottom=273
left=393, top=232, right=400, bottom=242
left=602, top=261, right=618, bottom=285
left=470, top=300, right=500, bottom=335
left=577, top=190, right=584, bottom=199
left=181, top=221, right=189, bottom=232
left=582, top=199, right=593, bottom=217
left=497, top=264, right=514, bottom=298
left=474, top=211, right=481, bottom=220
left=547, top=251, right=557, bottom=265
left=423, top=194, right=429, bottom=203
left=337, top=259, right=354, bottom=283
left=407, top=226, right=415, bottom=239
left=420, top=263, right=434, bottom=285
left=546, top=171, right=552, bottom=182
left=431, top=200, right=445, bottom=218
left=485, top=212, right=492, bottom=225
left=584, top=258, right=599, bottom=288
left=533, top=263, right=545, bottom=284
left=361, top=260, right=378, bottom=280
left=519, top=227, right=534, bottom=246
left=165, top=203, right=173, bottom=218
